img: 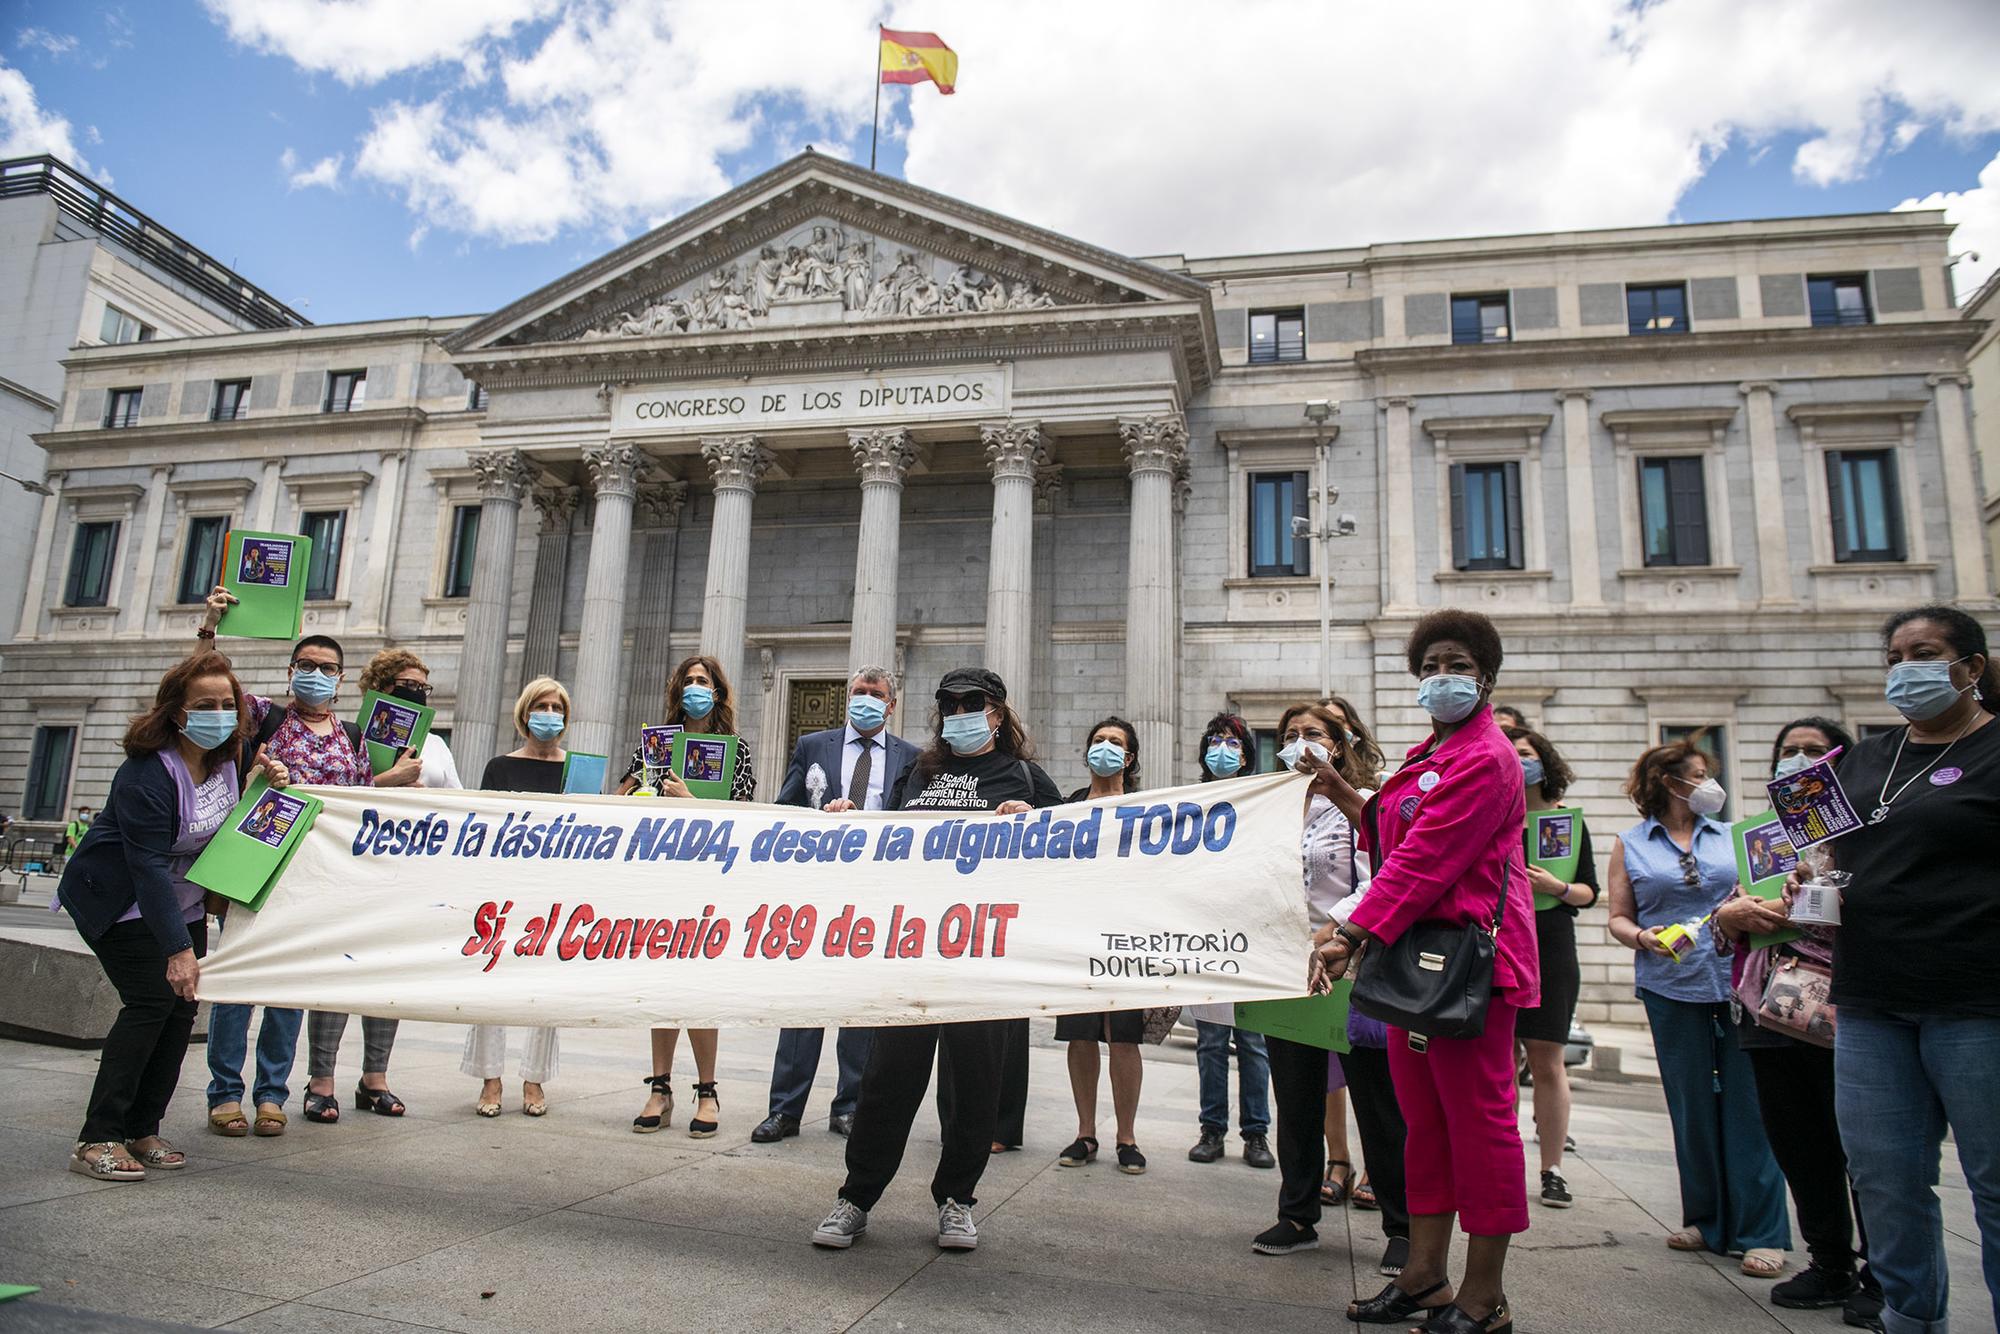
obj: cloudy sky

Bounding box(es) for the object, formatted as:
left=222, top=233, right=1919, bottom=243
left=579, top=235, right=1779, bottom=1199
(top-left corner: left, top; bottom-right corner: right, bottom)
left=4, top=0, right=1999, bottom=324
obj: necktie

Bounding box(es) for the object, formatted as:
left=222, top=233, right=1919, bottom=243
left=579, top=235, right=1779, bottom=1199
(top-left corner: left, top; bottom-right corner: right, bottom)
left=847, top=735, right=873, bottom=808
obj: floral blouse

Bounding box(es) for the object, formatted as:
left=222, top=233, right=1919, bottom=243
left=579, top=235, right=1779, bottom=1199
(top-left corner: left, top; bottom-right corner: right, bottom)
left=248, top=695, right=374, bottom=788
left=621, top=732, right=756, bottom=802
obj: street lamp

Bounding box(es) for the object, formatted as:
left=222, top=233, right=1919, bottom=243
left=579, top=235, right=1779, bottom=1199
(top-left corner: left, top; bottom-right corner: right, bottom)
left=1296, top=400, right=1356, bottom=700
left=0, top=468, right=53, bottom=496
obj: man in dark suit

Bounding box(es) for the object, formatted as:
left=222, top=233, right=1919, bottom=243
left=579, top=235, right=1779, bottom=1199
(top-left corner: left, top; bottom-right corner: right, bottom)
left=754, top=666, right=918, bottom=1143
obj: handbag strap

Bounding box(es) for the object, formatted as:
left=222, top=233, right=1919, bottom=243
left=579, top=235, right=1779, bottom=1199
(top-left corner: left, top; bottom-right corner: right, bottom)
left=1488, top=857, right=1509, bottom=935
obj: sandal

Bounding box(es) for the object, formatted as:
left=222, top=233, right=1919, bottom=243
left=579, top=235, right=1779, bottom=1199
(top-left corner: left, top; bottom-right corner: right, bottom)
left=1741, top=1248, right=1785, bottom=1278
left=1116, top=1143, right=1147, bottom=1175
left=1323, top=1157, right=1354, bottom=1205
left=302, top=1091, right=339, bottom=1124
left=208, top=1103, right=250, bottom=1137
left=688, top=1081, right=720, bottom=1139
left=253, top=1104, right=287, bottom=1137
left=1352, top=1174, right=1379, bottom=1210
left=126, top=1138, right=186, bottom=1170
left=1346, top=1277, right=1450, bottom=1324
left=1058, top=1136, right=1099, bottom=1167
left=354, top=1082, right=406, bottom=1117
left=1666, top=1226, right=1707, bottom=1252
left=633, top=1074, right=672, bottom=1134
left=522, top=1083, right=548, bottom=1117
left=70, top=1141, right=145, bottom=1181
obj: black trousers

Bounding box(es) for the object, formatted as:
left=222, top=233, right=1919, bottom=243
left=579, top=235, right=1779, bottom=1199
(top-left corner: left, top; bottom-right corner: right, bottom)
left=1746, top=1038, right=1867, bottom=1272
left=843, top=1019, right=1009, bottom=1211
left=80, top=918, right=207, bottom=1145
left=935, top=1016, right=1029, bottom=1148
left=1268, top=1035, right=1327, bottom=1227
left=1340, top=1043, right=1412, bottom=1242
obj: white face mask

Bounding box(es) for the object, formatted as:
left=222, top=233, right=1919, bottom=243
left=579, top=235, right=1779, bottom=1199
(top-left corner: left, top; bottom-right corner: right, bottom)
left=1278, top=738, right=1329, bottom=769
left=1677, top=775, right=1727, bottom=817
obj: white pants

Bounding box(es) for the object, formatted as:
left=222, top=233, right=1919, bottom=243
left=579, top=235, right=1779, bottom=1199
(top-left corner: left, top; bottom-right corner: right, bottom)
left=460, top=1025, right=560, bottom=1083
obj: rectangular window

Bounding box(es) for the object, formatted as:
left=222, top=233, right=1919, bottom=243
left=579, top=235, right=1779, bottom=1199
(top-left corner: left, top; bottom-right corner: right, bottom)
left=1247, top=308, right=1305, bottom=364
left=64, top=521, right=119, bottom=607
left=1627, top=283, right=1689, bottom=335
left=1807, top=274, right=1873, bottom=327
left=1449, top=461, right=1524, bottom=571
left=1450, top=293, right=1511, bottom=345
left=1826, top=449, right=1905, bottom=563
left=301, top=510, right=346, bottom=600
left=98, top=305, right=154, bottom=345
left=103, top=387, right=142, bottom=428
left=176, top=516, right=229, bottom=604
left=467, top=383, right=490, bottom=411
left=324, top=370, right=367, bottom=413
left=1253, top=729, right=1280, bottom=776
left=23, top=726, right=77, bottom=822
left=1661, top=724, right=1730, bottom=817
left=1638, top=456, right=1712, bottom=567
left=212, top=379, right=251, bottom=421
left=444, top=504, right=480, bottom=598
left=1248, top=470, right=1310, bottom=577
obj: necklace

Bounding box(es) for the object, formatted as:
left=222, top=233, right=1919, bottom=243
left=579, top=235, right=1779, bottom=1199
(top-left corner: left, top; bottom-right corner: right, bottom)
left=1870, top=711, right=1980, bottom=824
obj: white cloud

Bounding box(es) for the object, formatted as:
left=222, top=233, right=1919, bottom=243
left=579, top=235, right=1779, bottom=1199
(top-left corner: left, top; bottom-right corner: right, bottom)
left=201, top=0, right=559, bottom=85
left=1898, top=150, right=2000, bottom=303
left=17, top=27, right=79, bottom=58
left=0, top=59, right=98, bottom=178
left=280, top=147, right=344, bottom=190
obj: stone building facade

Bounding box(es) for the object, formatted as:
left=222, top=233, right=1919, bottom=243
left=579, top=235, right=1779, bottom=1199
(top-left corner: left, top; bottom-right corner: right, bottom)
left=6, top=154, right=1990, bottom=1023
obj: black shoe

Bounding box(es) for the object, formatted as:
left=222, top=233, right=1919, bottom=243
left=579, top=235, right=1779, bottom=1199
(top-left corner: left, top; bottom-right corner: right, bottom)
left=1842, top=1279, right=1884, bottom=1331
left=687, top=1081, right=720, bottom=1139
left=1058, top=1136, right=1099, bottom=1168
left=1116, top=1143, right=1146, bottom=1175
left=1347, top=1277, right=1449, bottom=1324
left=1378, top=1235, right=1410, bottom=1276
left=1251, top=1220, right=1318, bottom=1255
left=827, top=1113, right=854, bottom=1137
left=1771, top=1263, right=1857, bottom=1310
left=1188, top=1126, right=1224, bottom=1163
left=1539, top=1168, right=1573, bottom=1208
left=750, top=1114, right=799, bottom=1144
left=1242, top=1133, right=1276, bottom=1170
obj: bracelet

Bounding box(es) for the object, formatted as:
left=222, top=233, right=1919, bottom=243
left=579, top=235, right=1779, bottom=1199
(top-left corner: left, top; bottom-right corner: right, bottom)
left=195, top=627, right=216, bottom=641
left=1335, top=923, right=1365, bottom=951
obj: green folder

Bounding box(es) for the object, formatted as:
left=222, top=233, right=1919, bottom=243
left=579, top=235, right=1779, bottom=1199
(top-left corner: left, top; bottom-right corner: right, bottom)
left=1732, top=808, right=1803, bottom=949
left=0, top=1285, right=39, bottom=1303
left=1526, top=807, right=1584, bottom=910
left=187, top=776, right=323, bottom=912
left=215, top=529, right=312, bottom=641
left=355, top=690, right=434, bottom=776
left=1232, top=985, right=1352, bottom=1052
left=562, top=751, right=609, bottom=795
left=670, top=732, right=739, bottom=801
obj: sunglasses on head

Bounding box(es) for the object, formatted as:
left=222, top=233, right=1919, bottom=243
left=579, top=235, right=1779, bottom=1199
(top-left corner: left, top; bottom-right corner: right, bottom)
left=937, top=691, right=989, bottom=715
left=1676, top=849, right=1700, bottom=888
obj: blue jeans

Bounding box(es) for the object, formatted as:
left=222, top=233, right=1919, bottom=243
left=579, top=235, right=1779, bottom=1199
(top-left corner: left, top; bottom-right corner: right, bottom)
left=205, top=1003, right=303, bottom=1110
left=1837, top=1009, right=2000, bottom=1334
left=1194, top=1021, right=1270, bottom=1136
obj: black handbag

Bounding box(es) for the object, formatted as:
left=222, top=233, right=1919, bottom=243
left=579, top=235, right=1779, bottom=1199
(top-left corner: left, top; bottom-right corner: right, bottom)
left=1349, top=858, right=1509, bottom=1042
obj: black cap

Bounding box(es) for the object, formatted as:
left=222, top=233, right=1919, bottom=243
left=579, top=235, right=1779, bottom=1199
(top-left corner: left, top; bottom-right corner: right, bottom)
left=937, top=666, right=1006, bottom=702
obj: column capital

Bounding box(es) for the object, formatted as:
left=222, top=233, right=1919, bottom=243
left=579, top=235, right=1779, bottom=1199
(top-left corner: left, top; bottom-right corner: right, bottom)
left=1033, top=462, right=1065, bottom=514
left=1737, top=380, right=1779, bottom=397
left=1553, top=388, right=1593, bottom=404
left=1927, top=371, right=1972, bottom=389
left=1381, top=396, right=1415, bottom=411
left=532, top=485, right=580, bottom=534
left=849, top=426, right=919, bottom=486
left=581, top=441, right=649, bottom=500
left=1171, top=453, right=1194, bottom=514
left=1118, top=415, right=1189, bottom=477
left=981, top=420, right=1046, bottom=482
left=469, top=447, right=538, bottom=503
left=636, top=478, right=690, bottom=528
left=700, top=434, right=773, bottom=493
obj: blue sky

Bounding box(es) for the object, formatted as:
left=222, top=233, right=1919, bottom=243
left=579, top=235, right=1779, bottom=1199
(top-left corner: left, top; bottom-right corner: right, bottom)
left=4, top=1, right=1998, bottom=326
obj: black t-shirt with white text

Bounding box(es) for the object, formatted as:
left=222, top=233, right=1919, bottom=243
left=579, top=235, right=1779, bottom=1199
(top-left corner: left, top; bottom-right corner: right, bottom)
left=889, top=747, right=1063, bottom=813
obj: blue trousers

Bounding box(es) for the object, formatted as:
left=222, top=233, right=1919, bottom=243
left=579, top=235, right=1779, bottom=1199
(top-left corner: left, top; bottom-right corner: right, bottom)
left=1194, top=1020, right=1270, bottom=1136
left=1640, top=992, right=1791, bottom=1255
left=1837, top=1008, right=2000, bottom=1334
left=767, top=1025, right=872, bottom=1121
left=206, top=1003, right=303, bottom=1110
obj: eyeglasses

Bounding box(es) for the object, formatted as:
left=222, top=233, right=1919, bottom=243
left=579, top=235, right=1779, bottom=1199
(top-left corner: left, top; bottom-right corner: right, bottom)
left=1204, top=736, right=1243, bottom=751
left=394, top=680, right=433, bottom=700
left=936, top=691, right=989, bottom=716
left=290, top=662, right=341, bottom=678
left=1676, top=850, right=1700, bottom=888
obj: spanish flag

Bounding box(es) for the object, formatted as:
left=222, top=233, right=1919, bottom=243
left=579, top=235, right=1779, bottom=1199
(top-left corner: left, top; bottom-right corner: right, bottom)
left=879, top=27, right=956, bottom=95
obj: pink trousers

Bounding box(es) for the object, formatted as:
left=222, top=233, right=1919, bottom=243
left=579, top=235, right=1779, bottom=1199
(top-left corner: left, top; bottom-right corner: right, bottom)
left=1388, top=998, right=1529, bottom=1236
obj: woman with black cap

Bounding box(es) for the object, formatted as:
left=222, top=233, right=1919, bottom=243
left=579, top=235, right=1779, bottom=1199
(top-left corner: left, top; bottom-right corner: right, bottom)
left=812, top=667, right=1061, bottom=1255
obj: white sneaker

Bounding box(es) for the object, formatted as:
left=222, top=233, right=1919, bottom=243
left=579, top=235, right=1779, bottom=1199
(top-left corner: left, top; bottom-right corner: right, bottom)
left=936, top=1198, right=978, bottom=1250
left=812, top=1198, right=868, bottom=1248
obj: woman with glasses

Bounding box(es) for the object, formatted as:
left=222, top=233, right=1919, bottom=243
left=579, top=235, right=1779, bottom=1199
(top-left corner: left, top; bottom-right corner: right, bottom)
left=358, top=648, right=460, bottom=789
left=812, top=667, right=1061, bottom=1255
left=1606, top=738, right=1790, bottom=1278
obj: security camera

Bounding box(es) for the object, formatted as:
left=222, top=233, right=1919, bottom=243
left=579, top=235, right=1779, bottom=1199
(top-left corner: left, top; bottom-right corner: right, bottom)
left=1336, top=514, right=1358, bottom=537
left=1290, top=515, right=1312, bottom=539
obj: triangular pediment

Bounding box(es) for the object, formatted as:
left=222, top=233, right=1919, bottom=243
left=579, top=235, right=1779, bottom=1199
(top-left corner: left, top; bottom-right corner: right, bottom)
left=444, top=153, right=1211, bottom=356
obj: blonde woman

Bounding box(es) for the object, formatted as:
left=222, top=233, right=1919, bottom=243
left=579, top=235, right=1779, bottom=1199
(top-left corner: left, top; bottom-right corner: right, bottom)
left=466, top=677, right=571, bottom=1116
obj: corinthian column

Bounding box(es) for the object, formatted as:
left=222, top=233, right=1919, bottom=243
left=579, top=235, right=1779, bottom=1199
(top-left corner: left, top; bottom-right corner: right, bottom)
left=454, top=448, right=539, bottom=780
left=698, top=434, right=773, bottom=692
left=569, top=443, right=648, bottom=760
left=521, top=486, right=579, bottom=686
left=982, top=420, right=1045, bottom=709
left=1121, top=416, right=1188, bottom=773
left=848, top=427, right=917, bottom=674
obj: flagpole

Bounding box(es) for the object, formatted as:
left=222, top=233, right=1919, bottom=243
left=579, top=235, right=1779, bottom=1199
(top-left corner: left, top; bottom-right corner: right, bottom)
left=869, top=25, right=881, bottom=172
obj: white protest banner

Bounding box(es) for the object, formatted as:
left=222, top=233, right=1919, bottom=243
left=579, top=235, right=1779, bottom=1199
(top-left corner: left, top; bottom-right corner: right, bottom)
left=199, top=772, right=1316, bottom=1028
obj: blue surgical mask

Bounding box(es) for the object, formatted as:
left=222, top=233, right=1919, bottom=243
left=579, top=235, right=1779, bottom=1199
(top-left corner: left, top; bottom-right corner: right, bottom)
left=181, top=708, right=238, bottom=751
left=1885, top=657, right=1970, bottom=722
left=680, top=683, right=715, bottom=719
left=941, top=711, right=994, bottom=755
left=1520, top=756, right=1545, bottom=789
left=847, top=694, right=888, bottom=731
left=1204, top=743, right=1242, bottom=777
left=1086, top=741, right=1127, bottom=777
left=290, top=668, right=338, bottom=705
left=1417, top=674, right=1482, bottom=724
left=527, top=711, right=565, bottom=741
left=1773, top=752, right=1813, bottom=779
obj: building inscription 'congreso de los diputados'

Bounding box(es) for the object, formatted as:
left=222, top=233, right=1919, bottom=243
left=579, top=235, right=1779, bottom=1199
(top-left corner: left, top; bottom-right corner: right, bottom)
left=5, top=152, right=1992, bottom=1022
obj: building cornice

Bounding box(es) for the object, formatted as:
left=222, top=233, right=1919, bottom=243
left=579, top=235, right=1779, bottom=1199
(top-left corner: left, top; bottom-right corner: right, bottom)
left=1357, top=320, right=1978, bottom=376
left=1784, top=400, right=1929, bottom=424
left=0, top=373, right=58, bottom=413
left=36, top=406, right=431, bottom=452
left=1600, top=406, right=1740, bottom=430
left=58, top=318, right=478, bottom=367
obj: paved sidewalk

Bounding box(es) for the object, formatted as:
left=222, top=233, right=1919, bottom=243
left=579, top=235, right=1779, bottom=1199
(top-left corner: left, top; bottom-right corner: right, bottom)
left=0, top=1018, right=1987, bottom=1332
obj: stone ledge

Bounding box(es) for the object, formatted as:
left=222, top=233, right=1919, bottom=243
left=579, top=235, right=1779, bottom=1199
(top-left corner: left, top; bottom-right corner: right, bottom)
left=0, top=930, right=206, bottom=1048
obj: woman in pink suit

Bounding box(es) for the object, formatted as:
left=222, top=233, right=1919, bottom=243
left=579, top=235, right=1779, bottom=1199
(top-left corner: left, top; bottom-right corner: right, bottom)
left=1306, top=609, right=1538, bottom=1334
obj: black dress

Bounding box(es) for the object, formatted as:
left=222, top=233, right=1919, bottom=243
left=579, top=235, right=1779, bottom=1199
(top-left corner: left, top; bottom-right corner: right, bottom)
left=480, top=755, right=565, bottom=794
left=1516, top=820, right=1599, bottom=1045
left=1054, top=783, right=1148, bottom=1045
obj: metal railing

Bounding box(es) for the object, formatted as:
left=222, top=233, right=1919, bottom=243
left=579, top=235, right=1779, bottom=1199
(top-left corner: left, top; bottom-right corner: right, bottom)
left=0, top=155, right=310, bottom=331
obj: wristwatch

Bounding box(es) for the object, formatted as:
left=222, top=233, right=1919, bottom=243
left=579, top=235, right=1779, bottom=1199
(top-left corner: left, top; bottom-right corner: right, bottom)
left=1334, top=923, right=1365, bottom=952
